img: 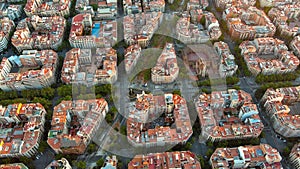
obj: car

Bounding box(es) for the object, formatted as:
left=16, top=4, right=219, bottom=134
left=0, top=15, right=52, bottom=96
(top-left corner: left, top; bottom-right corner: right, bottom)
left=36, top=155, right=40, bottom=159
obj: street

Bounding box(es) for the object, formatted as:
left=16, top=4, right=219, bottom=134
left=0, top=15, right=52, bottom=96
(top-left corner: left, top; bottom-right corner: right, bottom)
left=6, top=0, right=296, bottom=168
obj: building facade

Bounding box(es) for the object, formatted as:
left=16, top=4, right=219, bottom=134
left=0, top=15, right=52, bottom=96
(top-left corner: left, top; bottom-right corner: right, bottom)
left=47, top=99, right=108, bottom=154
left=214, top=41, right=238, bottom=77
left=123, top=12, right=163, bottom=47
left=45, top=158, right=72, bottom=169
left=61, top=48, right=117, bottom=85
left=0, top=17, right=14, bottom=53
left=262, top=86, right=300, bottom=137
left=127, top=93, right=193, bottom=147
left=128, top=151, right=201, bottom=169
left=290, top=35, right=300, bottom=57
left=69, top=14, right=117, bottom=48
left=240, top=37, right=299, bottom=76
left=125, top=44, right=141, bottom=74
left=0, top=50, right=58, bottom=91
left=210, top=144, right=282, bottom=169
left=290, top=143, right=300, bottom=169
left=11, top=15, right=66, bottom=53
left=196, top=89, right=264, bottom=142
left=151, top=43, right=179, bottom=84
left=0, top=163, right=28, bottom=169
left=24, top=0, right=71, bottom=17
left=268, top=3, right=300, bottom=37
left=224, top=6, right=276, bottom=40
left=0, top=103, right=46, bottom=158
left=123, top=0, right=165, bottom=15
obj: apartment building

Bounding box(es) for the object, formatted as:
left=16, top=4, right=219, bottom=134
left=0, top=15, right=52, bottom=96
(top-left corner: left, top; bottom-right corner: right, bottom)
left=75, top=0, right=89, bottom=12
left=291, top=36, right=300, bottom=57
left=210, top=144, right=282, bottom=169
left=151, top=43, right=179, bottom=84
left=101, top=156, right=117, bottom=169
left=196, top=89, right=264, bottom=142
left=47, top=99, right=108, bottom=154
left=205, top=11, right=222, bottom=40
left=95, top=0, right=117, bottom=20
left=214, top=0, right=256, bottom=9
left=74, top=0, right=95, bottom=17
left=11, top=15, right=66, bottom=53
left=214, top=41, right=238, bottom=77
left=0, top=17, right=14, bottom=53
left=176, top=13, right=208, bottom=44
left=0, top=103, right=46, bottom=158
left=62, top=48, right=117, bottom=85
left=75, top=0, right=117, bottom=19
left=127, top=93, right=193, bottom=147
left=69, top=14, right=117, bottom=48
left=24, top=0, right=71, bottom=17
left=128, top=151, right=201, bottom=169
left=0, top=4, right=22, bottom=20
left=262, top=86, right=300, bottom=137
left=0, top=163, right=28, bottom=169
left=182, top=47, right=207, bottom=78
left=187, top=0, right=209, bottom=10
left=223, top=6, right=276, bottom=40
left=123, top=0, right=165, bottom=15
left=125, top=44, right=141, bottom=74
left=290, top=143, right=300, bottom=169
left=259, top=0, right=298, bottom=7
left=176, top=10, right=221, bottom=43
left=45, top=158, right=72, bottom=169
left=123, top=0, right=142, bottom=14
left=268, top=3, right=300, bottom=37
left=123, top=12, right=163, bottom=47
left=6, top=0, right=24, bottom=2
left=0, top=50, right=58, bottom=91
left=240, top=37, right=299, bottom=76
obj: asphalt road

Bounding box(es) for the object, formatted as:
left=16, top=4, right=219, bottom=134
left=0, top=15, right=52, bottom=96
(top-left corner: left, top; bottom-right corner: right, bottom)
left=10, top=1, right=297, bottom=169
left=33, top=149, right=55, bottom=169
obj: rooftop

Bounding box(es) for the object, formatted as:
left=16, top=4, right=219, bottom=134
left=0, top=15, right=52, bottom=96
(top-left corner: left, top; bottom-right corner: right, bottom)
left=196, top=89, right=264, bottom=141
left=240, top=37, right=299, bottom=75
left=125, top=44, right=141, bottom=74
left=11, top=15, right=65, bottom=52
left=61, top=48, right=117, bottom=85
left=0, top=50, right=58, bottom=91
left=291, top=36, right=300, bottom=57
left=210, top=144, right=282, bottom=169
left=262, top=86, right=300, bottom=137
left=0, top=163, right=28, bottom=169
left=47, top=99, right=108, bottom=154
left=290, top=142, right=300, bottom=159
left=224, top=6, right=276, bottom=39
left=268, top=2, right=300, bottom=37
left=69, top=14, right=117, bottom=48
left=0, top=17, right=15, bottom=52
left=214, top=41, right=238, bottom=77
left=127, top=93, right=193, bottom=146
left=123, top=12, right=162, bottom=46
left=24, top=0, right=71, bottom=16
left=0, top=103, right=46, bottom=158
left=45, top=158, right=71, bottom=169
left=151, top=43, right=179, bottom=84
left=128, top=151, right=201, bottom=169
